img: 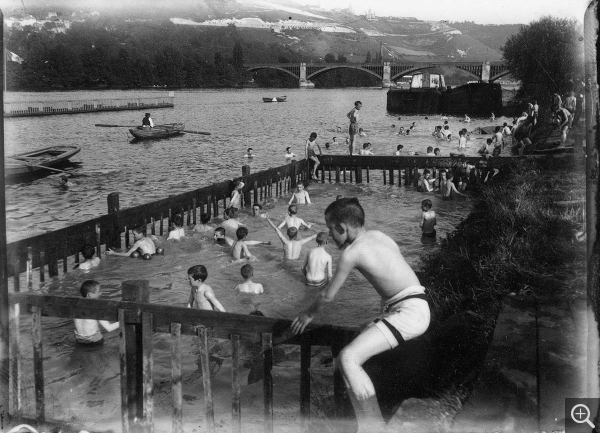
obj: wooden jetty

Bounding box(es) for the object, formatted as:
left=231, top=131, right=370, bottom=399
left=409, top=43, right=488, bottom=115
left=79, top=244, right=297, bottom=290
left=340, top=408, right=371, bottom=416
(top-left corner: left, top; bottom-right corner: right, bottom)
left=4, top=95, right=175, bottom=118
left=3, top=155, right=537, bottom=432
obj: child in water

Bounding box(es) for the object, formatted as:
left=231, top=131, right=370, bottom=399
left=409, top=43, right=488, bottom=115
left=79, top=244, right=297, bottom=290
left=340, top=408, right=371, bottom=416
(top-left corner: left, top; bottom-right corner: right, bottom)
left=302, top=232, right=332, bottom=287
left=278, top=204, right=312, bottom=230
left=234, top=264, right=264, bottom=294
left=289, top=181, right=311, bottom=205
left=285, top=147, right=296, bottom=161
left=187, top=265, right=226, bottom=311
left=73, top=280, right=119, bottom=345
left=193, top=213, right=213, bottom=233
left=78, top=244, right=101, bottom=270
left=167, top=214, right=185, bottom=240
left=107, top=224, right=155, bottom=257
left=419, top=199, right=437, bottom=238
left=267, top=218, right=317, bottom=260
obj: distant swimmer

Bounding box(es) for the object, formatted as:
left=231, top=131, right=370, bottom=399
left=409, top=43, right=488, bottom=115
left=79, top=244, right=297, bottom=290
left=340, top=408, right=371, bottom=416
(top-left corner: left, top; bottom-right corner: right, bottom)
left=244, top=147, right=255, bottom=158
left=463, top=114, right=471, bottom=123
left=490, top=112, right=495, bottom=122
left=441, top=115, right=448, bottom=120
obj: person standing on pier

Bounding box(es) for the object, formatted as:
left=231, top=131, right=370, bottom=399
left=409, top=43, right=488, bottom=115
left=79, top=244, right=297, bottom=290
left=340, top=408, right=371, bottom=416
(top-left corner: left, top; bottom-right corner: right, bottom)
left=347, top=101, right=362, bottom=156
left=142, top=112, right=154, bottom=128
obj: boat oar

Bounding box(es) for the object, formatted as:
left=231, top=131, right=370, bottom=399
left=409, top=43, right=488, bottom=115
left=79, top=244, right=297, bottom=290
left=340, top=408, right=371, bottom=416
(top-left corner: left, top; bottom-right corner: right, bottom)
left=182, top=129, right=211, bottom=135
left=95, top=124, right=138, bottom=127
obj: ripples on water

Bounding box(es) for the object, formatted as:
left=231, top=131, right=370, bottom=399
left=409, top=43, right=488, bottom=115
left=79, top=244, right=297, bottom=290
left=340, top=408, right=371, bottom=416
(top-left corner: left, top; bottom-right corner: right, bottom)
left=7, top=88, right=479, bottom=429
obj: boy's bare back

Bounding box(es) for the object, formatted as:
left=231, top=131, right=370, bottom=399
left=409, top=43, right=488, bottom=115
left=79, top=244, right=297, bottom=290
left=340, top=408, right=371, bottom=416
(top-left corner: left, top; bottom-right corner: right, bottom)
left=339, top=230, right=419, bottom=299
left=235, top=281, right=264, bottom=294
left=304, top=247, right=332, bottom=284
left=189, top=282, right=215, bottom=310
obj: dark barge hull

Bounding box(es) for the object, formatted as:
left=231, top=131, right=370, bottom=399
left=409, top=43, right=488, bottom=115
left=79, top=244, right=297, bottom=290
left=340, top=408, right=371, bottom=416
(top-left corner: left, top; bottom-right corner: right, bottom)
left=387, top=82, right=503, bottom=116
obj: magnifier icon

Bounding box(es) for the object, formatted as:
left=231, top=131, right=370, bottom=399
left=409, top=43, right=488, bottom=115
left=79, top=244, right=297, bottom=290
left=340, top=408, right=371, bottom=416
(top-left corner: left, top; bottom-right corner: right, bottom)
left=571, top=404, right=596, bottom=428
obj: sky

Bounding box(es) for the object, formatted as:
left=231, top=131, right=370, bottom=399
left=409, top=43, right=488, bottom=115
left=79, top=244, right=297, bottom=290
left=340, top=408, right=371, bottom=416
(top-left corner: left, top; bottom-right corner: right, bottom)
left=296, top=0, right=591, bottom=24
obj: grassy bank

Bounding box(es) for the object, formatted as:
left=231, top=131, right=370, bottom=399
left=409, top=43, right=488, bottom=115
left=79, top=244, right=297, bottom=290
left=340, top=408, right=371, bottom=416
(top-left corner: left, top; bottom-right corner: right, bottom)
left=407, top=152, right=586, bottom=430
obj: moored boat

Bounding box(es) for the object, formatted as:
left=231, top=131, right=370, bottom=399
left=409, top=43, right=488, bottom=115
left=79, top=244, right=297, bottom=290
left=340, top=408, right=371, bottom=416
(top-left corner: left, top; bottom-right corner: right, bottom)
left=262, top=96, right=287, bottom=102
left=129, top=123, right=185, bottom=140
left=5, top=145, right=82, bottom=179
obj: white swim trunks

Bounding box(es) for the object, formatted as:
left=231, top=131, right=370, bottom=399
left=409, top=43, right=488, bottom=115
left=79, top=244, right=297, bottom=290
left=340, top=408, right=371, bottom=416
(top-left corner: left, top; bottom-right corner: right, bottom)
left=367, top=285, right=430, bottom=349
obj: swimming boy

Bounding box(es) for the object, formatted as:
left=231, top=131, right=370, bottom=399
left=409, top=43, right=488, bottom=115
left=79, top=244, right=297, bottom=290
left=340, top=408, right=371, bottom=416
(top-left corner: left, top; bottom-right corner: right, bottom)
left=222, top=207, right=245, bottom=234
left=290, top=198, right=430, bottom=431
left=234, top=264, right=264, bottom=294
left=244, top=148, right=254, bottom=158
left=420, top=199, right=437, bottom=238
left=193, top=213, right=213, bottom=233
left=442, top=173, right=468, bottom=200
left=359, top=142, right=374, bottom=155
left=213, top=227, right=235, bottom=246
left=302, top=232, right=332, bottom=287
left=74, top=280, right=119, bottom=345
left=394, top=144, right=404, bottom=156
left=187, top=265, right=226, bottom=311
left=285, top=147, right=297, bottom=161
left=231, top=227, right=271, bottom=261
left=78, top=244, right=101, bottom=270
left=107, top=224, right=156, bottom=257
left=289, top=181, right=311, bottom=205
left=347, top=101, right=362, bottom=156
left=167, top=214, right=185, bottom=240
left=267, top=218, right=317, bottom=260
left=278, top=204, right=312, bottom=230
left=418, top=170, right=434, bottom=192
left=478, top=138, right=493, bottom=155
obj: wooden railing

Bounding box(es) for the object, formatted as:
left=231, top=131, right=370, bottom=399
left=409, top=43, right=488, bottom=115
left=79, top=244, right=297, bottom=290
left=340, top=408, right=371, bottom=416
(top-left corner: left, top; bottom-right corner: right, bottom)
left=4, top=96, right=175, bottom=117
left=8, top=285, right=357, bottom=433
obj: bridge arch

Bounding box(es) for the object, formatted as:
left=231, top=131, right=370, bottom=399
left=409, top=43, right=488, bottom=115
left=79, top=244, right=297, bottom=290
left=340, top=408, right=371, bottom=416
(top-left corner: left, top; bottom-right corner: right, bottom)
left=245, top=65, right=300, bottom=80
left=390, top=65, right=480, bottom=82
left=306, top=65, right=382, bottom=81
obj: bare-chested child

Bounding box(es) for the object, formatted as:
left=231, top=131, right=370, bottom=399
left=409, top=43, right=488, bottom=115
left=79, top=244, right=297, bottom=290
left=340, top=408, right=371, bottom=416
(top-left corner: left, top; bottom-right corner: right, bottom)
left=186, top=265, right=226, bottom=312
left=78, top=244, right=101, bottom=270
left=193, top=213, right=213, bottom=233
left=267, top=218, right=317, bottom=260
left=234, top=264, right=264, bottom=294
left=278, top=204, right=312, bottom=230
left=419, top=199, right=437, bottom=238
left=289, top=181, right=311, bottom=205
left=290, top=198, right=430, bottom=432
left=302, top=232, right=332, bottom=287
left=167, top=214, right=185, bottom=240
left=442, top=172, right=467, bottom=200
left=107, top=224, right=156, bottom=257
left=231, top=227, right=271, bottom=261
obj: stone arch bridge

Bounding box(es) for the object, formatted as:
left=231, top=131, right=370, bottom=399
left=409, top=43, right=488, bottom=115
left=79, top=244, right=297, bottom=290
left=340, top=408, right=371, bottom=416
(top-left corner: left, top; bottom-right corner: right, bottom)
left=244, top=61, right=510, bottom=88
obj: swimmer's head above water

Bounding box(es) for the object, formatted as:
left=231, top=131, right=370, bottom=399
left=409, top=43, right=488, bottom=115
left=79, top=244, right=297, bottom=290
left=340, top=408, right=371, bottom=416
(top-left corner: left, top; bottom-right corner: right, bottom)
left=324, top=197, right=364, bottom=248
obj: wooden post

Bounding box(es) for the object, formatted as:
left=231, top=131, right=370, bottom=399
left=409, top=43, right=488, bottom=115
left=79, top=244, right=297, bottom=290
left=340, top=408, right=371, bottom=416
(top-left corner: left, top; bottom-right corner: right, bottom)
left=389, top=168, right=394, bottom=185
left=198, top=327, right=215, bottom=433
left=142, top=312, right=154, bottom=432
left=242, top=166, right=251, bottom=207
left=119, top=309, right=130, bottom=433
left=107, top=192, right=121, bottom=249
left=366, top=166, right=370, bottom=183
left=32, top=306, right=44, bottom=422
left=335, top=167, right=340, bottom=183
left=382, top=170, right=386, bottom=185
left=171, top=323, right=183, bottom=433
left=355, top=167, right=362, bottom=184
left=300, top=341, right=311, bottom=431
left=263, top=333, right=274, bottom=433
left=121, top=280, right=150, bottom=424
left=231, top=334, right=242, bottom=433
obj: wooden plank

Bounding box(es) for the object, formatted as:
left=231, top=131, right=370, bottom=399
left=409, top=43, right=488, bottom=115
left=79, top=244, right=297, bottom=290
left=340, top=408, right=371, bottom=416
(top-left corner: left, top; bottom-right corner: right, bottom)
left=150, top=217, right=156, bottom=236
left=263, top=333, right=274, bottom=433
left=171, top=323, right=183, bottom=433
left=198, top=327, right=215, bottom=433
left=12, top=254, right=20, bottom=293
left=95, top=223, right=102, bottom=261
left=366, top=166, right=370, bottom=183
left=32, top=306, right=44, bottom=422
left=389, top=168, right=394, bottom=185
left=142, top=312, right=154, bottom=433
left=63, top=239, right=68, bottom=273
left=26, top=247, right=33, bottom=290
left=300, top=341, right=311, bottom=430
left=335, top=167, right=340, bottom=183
left=382, top=169, right=386, bottom=185
left=10, top=304, right=22, bottom=417
left=119, top=309, right=131, bottom=433
left=39, top=251, right=44, bottom=283
left=192, top=199, right=197, bottom=225
left=45, top=247, right=57, bottom=277
left=231, top=334, right=242, bottom=433
left=9, top=293, right=358, bottom=346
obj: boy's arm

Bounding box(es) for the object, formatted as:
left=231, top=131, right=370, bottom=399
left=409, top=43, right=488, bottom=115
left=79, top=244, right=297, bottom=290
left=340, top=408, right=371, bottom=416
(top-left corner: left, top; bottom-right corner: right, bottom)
left=277, top=219, right=286, bottom=229
left=301, top=253, right=309, bottom=273
left=245, top=240, right=271, bottom=246
left=419, top=213, right=425, bottom=228
left=241, top=243, right=256, bottom=259
left=187, top=288, right=195, bottom=308
left=99, top=320, right=119, bottom=332
left=291, top=251, right=354, bottom=334
left=288, top=195, right=295, bottom=205
left=305, top=192, right=311, bottom=204
left=451, top=183, right=467, bottom=197
left=107, top=241, right=141, bottom=257
left=327, top=256, right=333, bottom=280
left=205, top=286, right=226, bottom=312
left=300, top=218, right=312, bottom=229
left=299, top=233, right=318, bottom=246
left=267, top=218, right=287, bottom=243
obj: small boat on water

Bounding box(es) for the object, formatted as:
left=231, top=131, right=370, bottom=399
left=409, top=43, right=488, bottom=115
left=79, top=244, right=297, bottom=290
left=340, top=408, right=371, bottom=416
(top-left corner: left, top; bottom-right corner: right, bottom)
left=129, top=123, right=185, bottom=140
left=262, top=96, right=287, bottom=102
left=5, top=145, right=81, bottom=179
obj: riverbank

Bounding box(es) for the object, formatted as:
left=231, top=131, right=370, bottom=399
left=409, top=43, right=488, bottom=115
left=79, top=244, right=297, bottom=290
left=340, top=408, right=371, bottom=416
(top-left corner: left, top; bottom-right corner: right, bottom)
left=386, top=142, right=586, bottom=431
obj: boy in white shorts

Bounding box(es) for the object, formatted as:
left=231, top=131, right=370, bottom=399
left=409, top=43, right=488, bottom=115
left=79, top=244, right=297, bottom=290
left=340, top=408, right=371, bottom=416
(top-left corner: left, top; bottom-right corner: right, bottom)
left=291, top=198, right=430, bottom=432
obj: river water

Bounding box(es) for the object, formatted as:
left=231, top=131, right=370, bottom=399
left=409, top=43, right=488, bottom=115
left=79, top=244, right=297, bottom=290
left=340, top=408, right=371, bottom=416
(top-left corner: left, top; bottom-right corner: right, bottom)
left=5, top=88, right=494, bottom=431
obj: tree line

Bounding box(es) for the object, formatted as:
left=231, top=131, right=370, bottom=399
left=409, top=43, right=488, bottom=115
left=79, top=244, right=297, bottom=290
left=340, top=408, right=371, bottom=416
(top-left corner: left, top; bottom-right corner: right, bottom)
left=5, top=19, right=380, bottom=90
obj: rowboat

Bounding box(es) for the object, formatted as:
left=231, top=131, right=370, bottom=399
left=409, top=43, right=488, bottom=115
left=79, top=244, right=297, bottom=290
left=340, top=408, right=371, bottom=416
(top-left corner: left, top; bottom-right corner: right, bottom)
left=5, top=145, right=81, bottom=179
left=262, top=96, right=287, bottom=102
left=129, top=123, right=185, bottom=140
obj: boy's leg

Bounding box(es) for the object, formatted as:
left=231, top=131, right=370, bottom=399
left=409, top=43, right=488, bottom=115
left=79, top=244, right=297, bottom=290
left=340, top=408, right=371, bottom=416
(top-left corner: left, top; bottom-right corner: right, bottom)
left=338, top=325, right=392, bottom=432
